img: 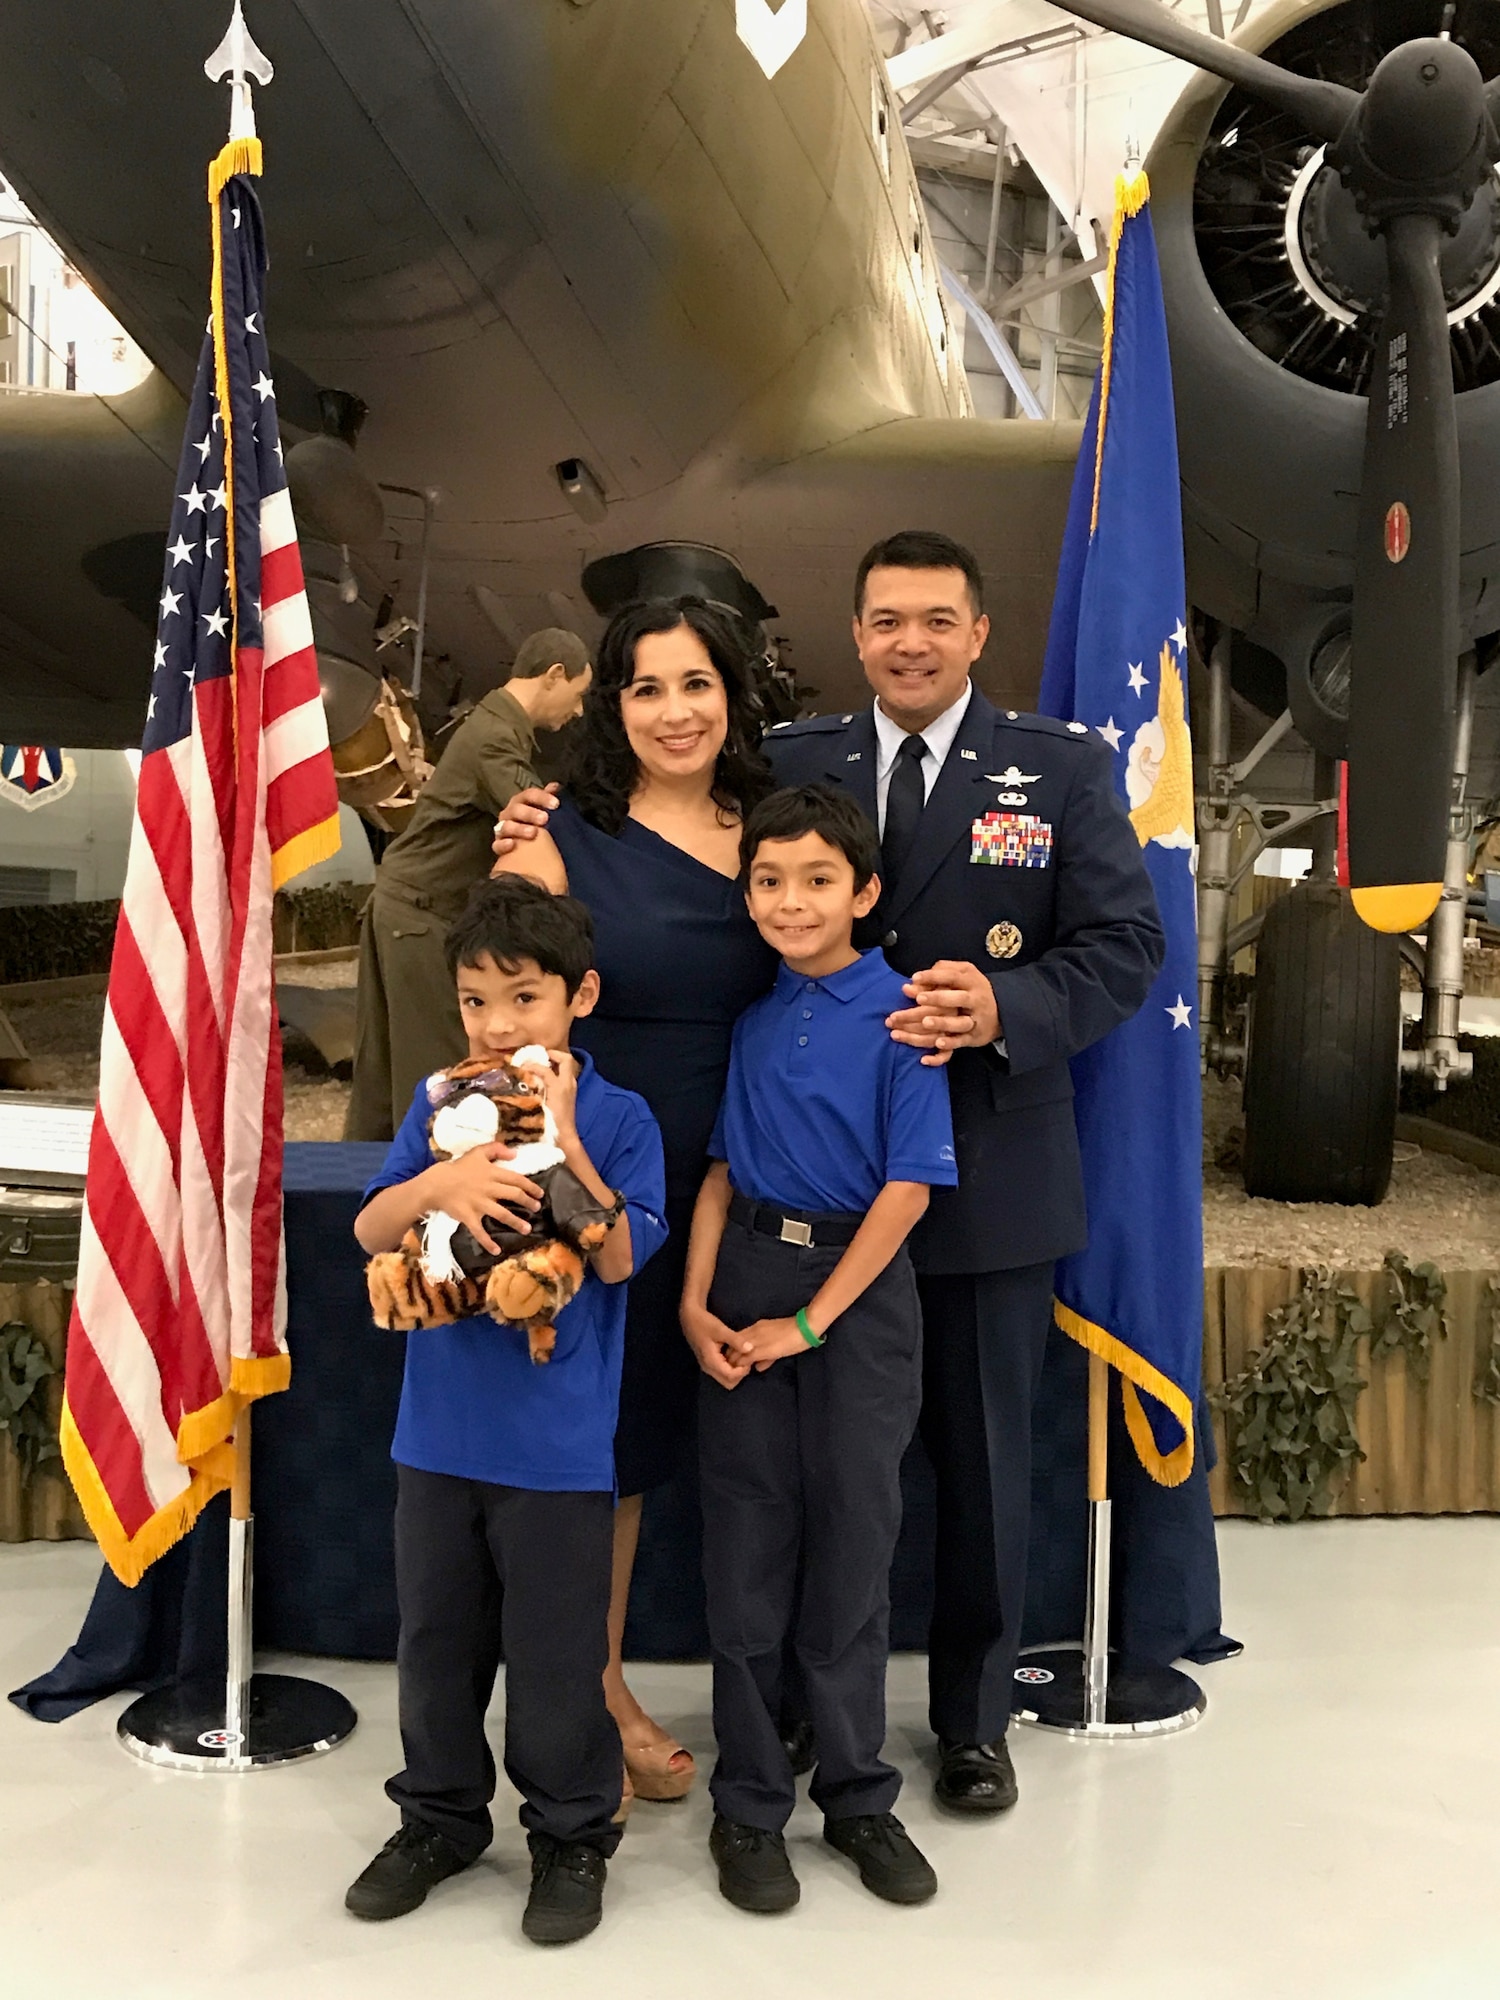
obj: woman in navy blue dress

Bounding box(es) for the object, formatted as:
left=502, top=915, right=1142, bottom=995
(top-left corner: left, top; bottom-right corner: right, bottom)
left=494, top=596, right=776, bottom=1799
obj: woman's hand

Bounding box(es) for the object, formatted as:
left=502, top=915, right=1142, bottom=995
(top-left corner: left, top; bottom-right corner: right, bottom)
left=731, top=1316, right=812, bottom=1371
left=492, top=783, right=560, bottom=863
left=681, top=1299, right=750, bottom=1389
left=423, top=1145, right=542, bottom=1255
left=886, top=960, right=1001, bottom=1067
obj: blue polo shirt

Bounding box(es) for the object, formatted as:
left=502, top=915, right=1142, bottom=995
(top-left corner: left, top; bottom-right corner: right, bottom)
left=709, top=950, right=957, bottom=1214
left=363, top=1051, right=666, bottom=1491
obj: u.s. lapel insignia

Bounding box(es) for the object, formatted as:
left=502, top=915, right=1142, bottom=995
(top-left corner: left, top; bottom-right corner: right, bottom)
left=986, top=922, right=1023, bottom=960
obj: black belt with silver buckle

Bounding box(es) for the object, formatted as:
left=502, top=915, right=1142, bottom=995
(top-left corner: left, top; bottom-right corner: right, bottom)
left=728, top=1191, right=862, bottom=1250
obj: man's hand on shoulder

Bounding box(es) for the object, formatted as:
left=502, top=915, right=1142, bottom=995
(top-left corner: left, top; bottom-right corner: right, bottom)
left=887, top=960, right=1001, bottom=1067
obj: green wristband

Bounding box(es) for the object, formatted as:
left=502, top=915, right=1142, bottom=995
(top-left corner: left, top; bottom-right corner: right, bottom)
left=796, top=1307, right=825, bottom=1349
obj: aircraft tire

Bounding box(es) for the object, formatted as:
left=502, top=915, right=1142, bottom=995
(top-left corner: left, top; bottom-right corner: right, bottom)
left=1241, top=881, right=1401, bottom=1206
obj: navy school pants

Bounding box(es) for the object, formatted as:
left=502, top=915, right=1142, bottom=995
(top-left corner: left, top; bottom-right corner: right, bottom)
left=386, top=1467, right=622, bottom=1857
left=699, top=1216, right=923, bottom=1831
left=917, top=1260, right=1058, bottom=1744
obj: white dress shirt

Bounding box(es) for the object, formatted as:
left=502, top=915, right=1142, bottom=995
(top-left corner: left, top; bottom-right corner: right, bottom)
left=872, top=681, right=973, bottom=835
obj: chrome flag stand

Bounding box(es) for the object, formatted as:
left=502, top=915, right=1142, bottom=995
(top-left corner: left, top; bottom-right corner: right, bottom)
left=118, top=1410, right=356, bottom=1771
left=115, top=7, right=355, bottom=1774
left=1012, top=1354, right=1205, bottom=1738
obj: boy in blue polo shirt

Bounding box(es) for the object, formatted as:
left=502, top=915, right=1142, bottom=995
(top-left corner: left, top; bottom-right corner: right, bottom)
left=346, top=876, right=666, bottom=1947
left=681, top=785, right=956, bottom=1915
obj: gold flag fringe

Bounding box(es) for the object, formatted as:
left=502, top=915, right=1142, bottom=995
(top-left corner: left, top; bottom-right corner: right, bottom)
left=1089, top=168, right=1151, bottom=537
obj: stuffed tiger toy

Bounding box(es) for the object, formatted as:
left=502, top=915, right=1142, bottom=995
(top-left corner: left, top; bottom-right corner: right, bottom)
left=365, top=1047, right=617, bottom=1363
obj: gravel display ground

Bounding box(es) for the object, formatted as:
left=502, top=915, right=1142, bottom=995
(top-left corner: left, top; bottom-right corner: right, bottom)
left=3, top=987, right=352, bottom=1143
left=6, top=980, right=1499, bottom=1262
left=1203, top=1075, right=1500, bottom=1268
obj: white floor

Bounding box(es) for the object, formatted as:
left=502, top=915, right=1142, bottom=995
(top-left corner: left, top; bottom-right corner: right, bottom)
left=5, top=1520, right=1500, bottom=2000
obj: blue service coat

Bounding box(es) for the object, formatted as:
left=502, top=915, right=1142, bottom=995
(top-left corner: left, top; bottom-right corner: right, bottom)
left=763, top=687, right=1165, bottom=1275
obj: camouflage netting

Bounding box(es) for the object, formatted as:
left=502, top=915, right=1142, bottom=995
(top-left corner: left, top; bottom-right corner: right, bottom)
left=0, top=882, right=371, bottom=987
left=0, top=901, right=120, bottom=984
left=271, top=881, right=371, bottom=955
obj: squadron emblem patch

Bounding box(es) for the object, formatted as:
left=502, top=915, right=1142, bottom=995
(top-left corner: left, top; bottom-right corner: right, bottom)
left=986, top=922, right=1022, bottom=960
left=971, top=813, right=1053, bottom=868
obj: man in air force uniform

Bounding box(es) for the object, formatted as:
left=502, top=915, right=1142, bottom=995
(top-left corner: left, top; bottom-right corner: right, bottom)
left=763, top=532, right=1164, bottom=1816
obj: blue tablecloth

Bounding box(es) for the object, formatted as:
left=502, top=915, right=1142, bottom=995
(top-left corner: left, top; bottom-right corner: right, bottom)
left=12, top=1144, right=1234, bottom=1721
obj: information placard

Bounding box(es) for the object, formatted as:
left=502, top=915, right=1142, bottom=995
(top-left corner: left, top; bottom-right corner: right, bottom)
left=0, top=1094, right=94, bottom=1187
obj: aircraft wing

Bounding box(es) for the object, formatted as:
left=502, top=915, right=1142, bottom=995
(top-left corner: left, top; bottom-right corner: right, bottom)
left=0, top=372, right=182, bottom=746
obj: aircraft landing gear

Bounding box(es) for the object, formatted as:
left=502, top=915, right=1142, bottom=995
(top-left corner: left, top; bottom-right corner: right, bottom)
left=1195, top=635, right=1478, bottom=1208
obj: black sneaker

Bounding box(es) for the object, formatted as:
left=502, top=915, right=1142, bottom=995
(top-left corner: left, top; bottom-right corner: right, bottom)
left=522, top=1834, right=607, bottom=1945
left=824, top=1813, right=938, bottom=1905
left=344, top=1823, right=474, bottom=1920
left=709, top=1814, right=801, bottom=1913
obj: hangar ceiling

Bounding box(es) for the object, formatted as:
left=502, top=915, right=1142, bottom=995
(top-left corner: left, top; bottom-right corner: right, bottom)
left=866, top=0, right=1279, bottom=255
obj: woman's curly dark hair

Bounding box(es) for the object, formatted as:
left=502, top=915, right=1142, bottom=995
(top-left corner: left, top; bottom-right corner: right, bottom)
left=565, top=596, right=775, bottom=836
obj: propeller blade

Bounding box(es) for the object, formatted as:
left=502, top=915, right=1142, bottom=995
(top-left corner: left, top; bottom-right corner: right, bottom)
left=1054, top=0, right=1357, bottom=141
left=1345, top=212, right=1458, bottom=933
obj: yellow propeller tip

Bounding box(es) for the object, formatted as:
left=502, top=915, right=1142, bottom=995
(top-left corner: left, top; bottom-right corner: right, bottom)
left=1350, top=883, right=1443, bottom=933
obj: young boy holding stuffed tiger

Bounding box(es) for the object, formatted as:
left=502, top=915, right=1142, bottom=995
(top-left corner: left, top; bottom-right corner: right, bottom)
left=346, top=875, right=666, bottom=1946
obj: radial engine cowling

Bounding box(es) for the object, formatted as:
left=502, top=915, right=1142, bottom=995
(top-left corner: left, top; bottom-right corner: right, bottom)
left=1150, top=0, right=1500, bottom=745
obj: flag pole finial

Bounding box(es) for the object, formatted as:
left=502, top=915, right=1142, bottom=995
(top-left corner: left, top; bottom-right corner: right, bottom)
left=205, top=2, right=274, bottom=143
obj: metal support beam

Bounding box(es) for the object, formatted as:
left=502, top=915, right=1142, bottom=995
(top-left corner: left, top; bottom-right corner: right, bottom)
left=982, top=122, right=1008, bottom=302
left=994, top=252, right=1107, bottom=319
left=899, top=59, right=978, bottom=125
left=1037, top=204, right=1062, bottom=419
left=939, top=263, right=1045, bottom=418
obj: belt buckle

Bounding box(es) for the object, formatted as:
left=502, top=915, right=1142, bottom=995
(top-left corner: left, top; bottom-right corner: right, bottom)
left=779, top=1217, right=813, bottom=1248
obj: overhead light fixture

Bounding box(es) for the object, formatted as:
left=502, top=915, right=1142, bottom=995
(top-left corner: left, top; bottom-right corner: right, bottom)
left=736, top=0, right=806, bottom=80
left=555, top=457, right=607, bottom=525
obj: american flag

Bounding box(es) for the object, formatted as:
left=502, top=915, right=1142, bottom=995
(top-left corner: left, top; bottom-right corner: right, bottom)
left=61, top=147, right=340, bottom=1584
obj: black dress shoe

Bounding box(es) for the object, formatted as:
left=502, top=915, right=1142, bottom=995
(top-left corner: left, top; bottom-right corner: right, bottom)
left=344, top=1823, right=474, bottom=1920
left=824, top=1812, right=938, bottom=1904
left=522, top=1834, right=607, bottom=1945
left=780, top=1717, right=817, bottom=1778
left=934, top=1737, right=1019, bottom=1815
left=710, top=1814, right=801, bottom=1913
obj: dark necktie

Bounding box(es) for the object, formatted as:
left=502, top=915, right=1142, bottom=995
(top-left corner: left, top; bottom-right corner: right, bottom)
left=882, top=732, right=927, bottom=889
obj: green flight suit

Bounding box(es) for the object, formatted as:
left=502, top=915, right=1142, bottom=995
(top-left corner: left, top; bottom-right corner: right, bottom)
left=346, top=684, right=537, bottom=1140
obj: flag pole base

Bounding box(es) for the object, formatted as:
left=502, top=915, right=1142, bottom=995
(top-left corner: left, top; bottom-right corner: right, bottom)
left=117, top=1672, right=357, bottom=1773
left=1011, top=1646, right=1205, bottom=1740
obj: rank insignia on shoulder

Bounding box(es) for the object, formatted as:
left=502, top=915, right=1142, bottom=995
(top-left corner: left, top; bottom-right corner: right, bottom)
left=986, top=922, right=1022, bottom=960
left=971, top=812, right=1053, bottom=868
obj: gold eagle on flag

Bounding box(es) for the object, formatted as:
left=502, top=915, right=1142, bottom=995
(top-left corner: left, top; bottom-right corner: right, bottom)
left=1126, top=641, right=1193, bottom=850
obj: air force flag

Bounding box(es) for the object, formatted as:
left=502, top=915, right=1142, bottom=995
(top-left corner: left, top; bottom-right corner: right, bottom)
left=1039, top=170, right=1201, bottom=1483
